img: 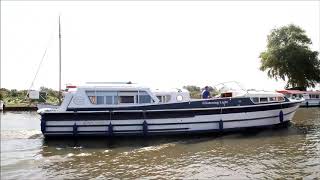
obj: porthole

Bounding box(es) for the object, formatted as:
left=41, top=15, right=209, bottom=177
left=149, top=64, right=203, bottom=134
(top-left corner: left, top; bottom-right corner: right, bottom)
left=177, top=95, right=183, bottom=101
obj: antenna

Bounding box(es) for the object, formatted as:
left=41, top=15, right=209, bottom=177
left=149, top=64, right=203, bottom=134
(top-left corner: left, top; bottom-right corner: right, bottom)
left=58, top=15, right=62, bottom=105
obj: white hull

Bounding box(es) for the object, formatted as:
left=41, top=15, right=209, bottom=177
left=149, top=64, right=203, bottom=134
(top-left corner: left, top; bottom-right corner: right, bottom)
left=0, top=101, right=3, bottom=111
left=300, top=99, right=320, bottom=107
left=42, top=104, right=299, bottom=136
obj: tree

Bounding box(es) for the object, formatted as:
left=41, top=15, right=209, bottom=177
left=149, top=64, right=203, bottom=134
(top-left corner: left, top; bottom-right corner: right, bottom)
left=259, top=24, right=320, bottom=90
left=183, top=85, right=201, bottom=92
left=183, top=85, right=219, bottom=98
left=10, top=89, right=18, bottom=97
left=183, top=85, right=201, bottom=98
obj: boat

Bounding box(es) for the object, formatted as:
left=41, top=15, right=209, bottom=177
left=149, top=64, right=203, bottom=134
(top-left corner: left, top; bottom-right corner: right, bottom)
left=277, top=90, right=320, bottom=107
left=37, top=82, right=302, bottom=137
left=0, top=100, right=3, bottom=111
left=37, top=103, right=59, bottom=110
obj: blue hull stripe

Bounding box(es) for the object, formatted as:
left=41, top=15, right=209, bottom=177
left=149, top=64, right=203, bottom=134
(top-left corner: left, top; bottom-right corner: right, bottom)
left=42, top=102, right=298, bottom=121
left=43, top=111, right=295, bottom=136
left=43, top=122, right=290, bottom=137
left=45, top=110, right=295, bottom=128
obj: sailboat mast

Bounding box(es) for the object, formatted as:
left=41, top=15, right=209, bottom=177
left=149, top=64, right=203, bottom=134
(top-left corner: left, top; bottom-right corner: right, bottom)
left=59, top=16, right=62, bottom=105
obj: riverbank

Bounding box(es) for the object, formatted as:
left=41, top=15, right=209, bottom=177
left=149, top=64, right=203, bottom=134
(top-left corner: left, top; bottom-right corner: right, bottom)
left=0, top=87, right=59, bottom=110
left=2, top=106, right=38, bottom=111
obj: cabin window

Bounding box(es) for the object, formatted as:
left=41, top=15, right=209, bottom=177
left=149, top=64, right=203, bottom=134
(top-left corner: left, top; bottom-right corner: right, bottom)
left=310, top=94, right=319, bottom=99
left=221, top=93, right=232, bottom=98
left=88, top=96, right=97, bottom=104
left=114, top=96, right=118, bottom=104
left=138, top=95, right=152, bottom=104
left=86, top=90, right=155, bottom=105
left=165, top=95, right=171, bottom=102
left=260, top=97, right=268, bottom=103
left=96, top=96, right=104, bottom=104
left=252, top=96, right=284, bottom=104
left=157, top=96, right=163, bottom=102
left=269, top=97, right=277, bottom=102
left=119, top=96, right=134, bottom=103
left=251, top=97, right=259, bottom=103
left=105, top=96, right=113, bottom=104
left=156, top=95, right=171, bottom=103
left=137, top=91, right=152, bottom=104
left=277, top=97, right=285, bottom=101
left=86, top=91, right=116, bottom=105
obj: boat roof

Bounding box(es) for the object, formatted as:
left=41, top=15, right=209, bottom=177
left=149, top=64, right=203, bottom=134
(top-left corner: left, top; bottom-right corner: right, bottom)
left=277, top=90, right=304, bottom=94
left=304, top=91, right=320, bottom=95
left=277, top=90, right=320, bottom=95
left=68, top=83, right=189, bottom=93
left=244, top=90, right=283, bottom=97
left=152, top=88, right=189, bottom=93
left=69, top=82, right=151, bottom=90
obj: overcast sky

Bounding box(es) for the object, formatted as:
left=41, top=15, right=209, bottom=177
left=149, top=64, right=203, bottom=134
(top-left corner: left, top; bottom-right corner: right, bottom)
left=1, top=1, right=319, bottom=91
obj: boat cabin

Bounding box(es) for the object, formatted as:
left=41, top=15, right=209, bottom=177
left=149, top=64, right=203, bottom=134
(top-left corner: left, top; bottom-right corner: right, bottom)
left=211, top=82, right=286, bottom=104
left=305, top=91, right=320, bottom=99
left=276, top=90, right=305, bottom=100
left=59, top=83, right=191, bottom=110
left=277, top=90, right=320, bottom=100
left=219, top=90, right=285, bottom=104
left=152, top=88, right=190, bottom=103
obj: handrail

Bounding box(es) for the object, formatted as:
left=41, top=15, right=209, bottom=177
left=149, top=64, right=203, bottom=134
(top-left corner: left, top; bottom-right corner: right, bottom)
left=212, top=81, right=249, bottom=95
left=86, top=81, right=135, bottom=85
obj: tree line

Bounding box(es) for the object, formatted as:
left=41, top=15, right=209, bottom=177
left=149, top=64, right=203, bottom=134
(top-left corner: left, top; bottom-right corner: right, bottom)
left=0, top=87, right=59, bottom=106
left=0, top=85, right=217, bottom=106
left=1, top=24, right=319, bottom=106
left=183, top=85, right=219, bottom=99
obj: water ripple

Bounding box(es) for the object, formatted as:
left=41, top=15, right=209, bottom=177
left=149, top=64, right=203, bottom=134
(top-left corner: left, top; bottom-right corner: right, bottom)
left=1, top=109, right=320, bottom=179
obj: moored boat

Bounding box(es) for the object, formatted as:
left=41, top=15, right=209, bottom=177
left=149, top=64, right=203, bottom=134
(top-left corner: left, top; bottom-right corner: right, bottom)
left=38, top=83, right=302, bottom=138
left=37, top=103, right=59, bottom=110
left=0, top=100, right=3, bottom=111
left=277, top=90, right=320, bottom=107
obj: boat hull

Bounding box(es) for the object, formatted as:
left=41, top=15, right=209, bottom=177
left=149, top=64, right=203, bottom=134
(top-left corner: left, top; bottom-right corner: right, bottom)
left=0, top=101, right=3, bottom=111
left=40, top=101, right=300, bottom=137
left=300, top=99, right=320, bottom=107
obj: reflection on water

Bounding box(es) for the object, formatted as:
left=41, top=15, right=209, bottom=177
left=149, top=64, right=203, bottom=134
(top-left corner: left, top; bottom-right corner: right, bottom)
left=1, top=108, right=320, bottom=179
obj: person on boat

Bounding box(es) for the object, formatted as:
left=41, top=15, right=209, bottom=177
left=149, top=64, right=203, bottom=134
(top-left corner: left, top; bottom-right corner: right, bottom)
left=202, top=86, right=211, bottom=99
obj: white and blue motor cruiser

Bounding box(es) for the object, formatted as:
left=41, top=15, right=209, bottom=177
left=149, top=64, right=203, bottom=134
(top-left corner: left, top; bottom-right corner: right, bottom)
left=38, top=82, right=302, bottom=137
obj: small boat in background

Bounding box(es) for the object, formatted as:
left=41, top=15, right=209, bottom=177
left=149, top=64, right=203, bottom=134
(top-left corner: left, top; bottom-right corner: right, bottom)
left=277, top=90, right=320, bottom=107
left=37, top=103, right=59, bottom=110
left=0, top=100, right=4, bottom=111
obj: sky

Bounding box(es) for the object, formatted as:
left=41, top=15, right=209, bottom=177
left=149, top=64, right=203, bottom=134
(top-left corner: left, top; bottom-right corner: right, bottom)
left=1, top=1, right=320, bottom=91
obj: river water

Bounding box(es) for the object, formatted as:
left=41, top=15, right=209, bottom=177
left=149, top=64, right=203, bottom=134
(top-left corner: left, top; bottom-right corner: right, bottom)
left=1, top=108, right=319, bottom=179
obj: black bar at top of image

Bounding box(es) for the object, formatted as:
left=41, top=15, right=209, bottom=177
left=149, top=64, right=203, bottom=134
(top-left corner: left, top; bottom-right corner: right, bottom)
left=2, top=0, right=319, bottom=1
